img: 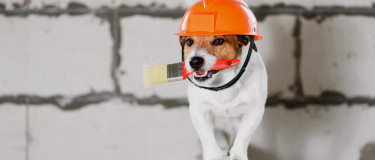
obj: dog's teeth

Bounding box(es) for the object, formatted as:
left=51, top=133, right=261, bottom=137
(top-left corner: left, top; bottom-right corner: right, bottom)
left=193, top=71, right=208, bottom=77
left=207, top=71, right=212, bottom=78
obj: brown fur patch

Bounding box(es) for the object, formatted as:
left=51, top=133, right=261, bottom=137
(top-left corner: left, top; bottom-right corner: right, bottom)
left=181, top=35, right=248, bottom=60
left=237, top=35, right=257, bottom=52
left=237, top=35, right=250, bottom=47
left=179, top=36, right=186, bottom=47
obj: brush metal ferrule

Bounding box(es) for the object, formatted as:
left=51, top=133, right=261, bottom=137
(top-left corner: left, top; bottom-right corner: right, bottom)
left=167, top=62, right=183, bottom=82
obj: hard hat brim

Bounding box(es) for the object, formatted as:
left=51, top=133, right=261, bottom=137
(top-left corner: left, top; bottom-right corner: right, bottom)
left=174, top=32, right=263, bottom=41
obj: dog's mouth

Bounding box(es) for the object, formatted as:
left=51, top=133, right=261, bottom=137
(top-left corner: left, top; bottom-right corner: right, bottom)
left=193, top=70, right=220, bottom=81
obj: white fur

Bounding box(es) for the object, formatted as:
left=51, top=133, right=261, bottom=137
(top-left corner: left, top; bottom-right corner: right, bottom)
left=186, top=48, right=217, bottom=73
left=186, top=43, right=268, bottom=160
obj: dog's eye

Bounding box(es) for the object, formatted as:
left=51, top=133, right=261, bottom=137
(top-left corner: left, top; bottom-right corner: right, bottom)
left=186, top=39, right=194, bottom=47
left=213, top=38, right=225, bottom=46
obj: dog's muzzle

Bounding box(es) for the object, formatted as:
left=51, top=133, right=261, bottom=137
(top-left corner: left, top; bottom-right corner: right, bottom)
left=189, top=56, right=204, bottom=70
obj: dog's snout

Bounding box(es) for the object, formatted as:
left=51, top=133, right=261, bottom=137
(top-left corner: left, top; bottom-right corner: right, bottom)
left=190, top=57, right=204, bottom=70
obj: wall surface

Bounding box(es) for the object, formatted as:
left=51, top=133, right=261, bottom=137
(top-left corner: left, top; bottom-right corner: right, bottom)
left=1, top=0, right=375, bottom=160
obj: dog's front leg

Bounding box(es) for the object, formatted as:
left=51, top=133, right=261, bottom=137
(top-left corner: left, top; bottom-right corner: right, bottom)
left=229, top=106, right=264, bottom=160
left=190, top=106, right=224, bottom=160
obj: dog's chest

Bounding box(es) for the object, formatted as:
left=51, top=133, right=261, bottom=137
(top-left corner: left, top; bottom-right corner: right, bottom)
left=213, top=94, right=250, bottom=118
left=191, top=86, right=252, bottom=118
left=211, top=102, right=249, bottom=118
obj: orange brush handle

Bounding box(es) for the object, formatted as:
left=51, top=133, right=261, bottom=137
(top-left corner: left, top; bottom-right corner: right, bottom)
left=182, top=59, right=240, bottom=80
left=182, top=62, right=190, bottom=80
left=211, top=59, right=240, bottom=70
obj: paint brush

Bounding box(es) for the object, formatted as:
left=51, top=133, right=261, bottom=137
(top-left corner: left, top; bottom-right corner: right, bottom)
left=143, top=59, right=240, bottom=86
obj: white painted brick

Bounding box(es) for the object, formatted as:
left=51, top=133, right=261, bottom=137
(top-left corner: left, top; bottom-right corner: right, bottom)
left=27, top=0, right=375, bottom=9
left=244, top=0, right=374, bottom=8
left=28, top=100, right=200, bottom=160
left=121, top=0, right=374, bottom=9
left=252, top=105, right=375, bottom=160
left=0, top=104, right=26, bottom=160
left=119, top=16, right=188, bottom=98
left=0, top=0, right=23, bottom=10
left=301, top=16, right=375, bottom=97
left=258, top=16, right=296, bottom=98
left=30, top=0, right=189, bottom=8
left=116, top=0, right=188, bottom=8
left=310, top=0, right=374, bottom=7
left=30, top=0, right=115, bottom=8
left=0, top=15, right=113, bottom=96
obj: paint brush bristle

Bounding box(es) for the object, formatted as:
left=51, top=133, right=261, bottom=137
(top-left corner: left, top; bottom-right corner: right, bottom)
left=143, top=64, right=168, bottom=86
left=143, top=59, right=241, bottom=87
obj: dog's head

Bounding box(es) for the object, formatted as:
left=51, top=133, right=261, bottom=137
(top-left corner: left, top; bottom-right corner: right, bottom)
left=180, top=35, right=255, bottom=86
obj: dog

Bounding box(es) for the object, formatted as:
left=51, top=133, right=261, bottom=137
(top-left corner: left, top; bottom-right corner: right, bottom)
left=180, top=35, right=267, bottom=160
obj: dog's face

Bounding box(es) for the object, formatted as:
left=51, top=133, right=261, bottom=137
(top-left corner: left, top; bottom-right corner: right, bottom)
left=180, top=35, right=251, bottom=85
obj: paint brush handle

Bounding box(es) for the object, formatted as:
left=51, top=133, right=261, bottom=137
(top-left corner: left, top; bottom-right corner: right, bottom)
left=182, top=59, right=240, bottom=80
left=182, top=62, right=190, bottom=80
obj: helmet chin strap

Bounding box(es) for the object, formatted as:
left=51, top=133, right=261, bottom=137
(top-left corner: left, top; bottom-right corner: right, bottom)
left=182, top=36, right=255, bottom=91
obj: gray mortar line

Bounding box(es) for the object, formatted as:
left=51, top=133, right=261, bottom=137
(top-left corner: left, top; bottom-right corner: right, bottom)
left=291, top=17, right=305, bottom=97
left=22, top=0, right=30, bottom=10
left=0, top=2, right=91, bottom=17
left=0, top=92, right=188, bottom=110
left=110, top=9, right=122, bottom=94
left=25, top=98, right=30, bottom=160
left=0, top=90, right=374, bottom=110
left=0, top=2, right=374, bottom=21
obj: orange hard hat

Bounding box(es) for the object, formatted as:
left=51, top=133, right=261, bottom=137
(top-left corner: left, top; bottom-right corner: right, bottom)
left=175, top=0, right=262, bottom=40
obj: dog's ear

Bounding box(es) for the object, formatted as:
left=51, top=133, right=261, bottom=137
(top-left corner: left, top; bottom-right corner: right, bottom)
left=179, top=36, right=186, bottom=47
left=237, top=35, right=250, bottom=47
left=252, top=43, right=257, bottom=52
left=237, top=35, right=257, bottom=52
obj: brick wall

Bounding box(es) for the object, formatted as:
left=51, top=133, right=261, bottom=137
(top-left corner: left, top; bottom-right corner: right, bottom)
left=1, top=0, right=375, bottom=160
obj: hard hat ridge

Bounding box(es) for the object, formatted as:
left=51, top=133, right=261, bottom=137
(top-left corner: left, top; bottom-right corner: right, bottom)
left=175, top=0, right=262, bottom=41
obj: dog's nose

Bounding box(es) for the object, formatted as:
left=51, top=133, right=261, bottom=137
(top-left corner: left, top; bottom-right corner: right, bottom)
left=189, top=57, right=204, bottom=70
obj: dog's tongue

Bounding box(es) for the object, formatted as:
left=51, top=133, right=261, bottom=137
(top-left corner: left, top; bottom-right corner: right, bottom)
left=195, top=71, right=206, bottom=76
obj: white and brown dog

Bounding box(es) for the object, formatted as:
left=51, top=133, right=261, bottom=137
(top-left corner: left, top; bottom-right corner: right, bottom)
left=180, top=35, right=267, bottom=160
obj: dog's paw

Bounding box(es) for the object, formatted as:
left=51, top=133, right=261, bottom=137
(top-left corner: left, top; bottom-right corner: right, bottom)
left=205, top=156, right=223, bottom=160
left=229, top=150, right=248, bottom=160
left=229, top=155, right=247, bottom=160
left=204, top=152, right=224, bottom=160
left=203, top=147, right=225, bottom=160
